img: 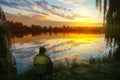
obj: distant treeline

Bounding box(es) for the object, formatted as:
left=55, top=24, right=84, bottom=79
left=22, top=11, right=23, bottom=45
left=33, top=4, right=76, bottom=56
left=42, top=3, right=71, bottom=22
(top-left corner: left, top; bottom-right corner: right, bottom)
left=5, top=21, right=104, bottom=38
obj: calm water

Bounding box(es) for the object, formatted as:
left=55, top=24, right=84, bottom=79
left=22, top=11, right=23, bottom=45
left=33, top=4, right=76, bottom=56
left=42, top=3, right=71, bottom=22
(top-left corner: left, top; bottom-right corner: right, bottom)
left=12, top=33, right=110, bottom=73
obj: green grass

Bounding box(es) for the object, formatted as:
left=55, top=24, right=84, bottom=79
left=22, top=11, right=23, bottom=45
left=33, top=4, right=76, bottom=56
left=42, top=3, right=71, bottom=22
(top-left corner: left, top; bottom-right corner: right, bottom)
left=15, top=54, right=120, bottom=80
left=16, top=62, right=120, bottom=80
left=0, top=52, right=118, bottom=80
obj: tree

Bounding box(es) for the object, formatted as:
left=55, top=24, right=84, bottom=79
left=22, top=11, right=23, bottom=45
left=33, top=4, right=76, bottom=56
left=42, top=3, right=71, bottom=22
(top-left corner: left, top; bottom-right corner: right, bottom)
left=96, top=0, right=120, bottom=60
left=0, top=6, right=16, bottom=79
left=96, top=0, right=120, bottom=44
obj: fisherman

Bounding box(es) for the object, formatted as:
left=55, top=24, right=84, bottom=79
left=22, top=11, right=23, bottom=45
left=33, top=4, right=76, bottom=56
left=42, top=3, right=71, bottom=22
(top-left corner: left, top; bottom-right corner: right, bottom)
left=33, top=46, right=53, bottom=79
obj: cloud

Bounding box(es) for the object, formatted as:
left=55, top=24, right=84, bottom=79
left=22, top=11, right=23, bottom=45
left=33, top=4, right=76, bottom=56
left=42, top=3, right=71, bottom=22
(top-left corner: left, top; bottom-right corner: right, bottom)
left=52, top=52, right=84, bottom=62
left=0, top=0, right=88, bottom=20
left=5, top=13, right=68, bottom=26
left=58, top=0, right=85, bottom=6
left=0, top=0, right=33, bottom=9
left=5, top=12, right=102, bottom=27
left=5, top=13, right=48, bottom=25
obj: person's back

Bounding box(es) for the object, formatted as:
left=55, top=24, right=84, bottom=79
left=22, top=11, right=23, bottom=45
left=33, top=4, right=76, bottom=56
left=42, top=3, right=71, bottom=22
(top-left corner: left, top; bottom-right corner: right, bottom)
left=34, top=54, right=51, bottom=65
left=33, top=46, right=53, bottom=78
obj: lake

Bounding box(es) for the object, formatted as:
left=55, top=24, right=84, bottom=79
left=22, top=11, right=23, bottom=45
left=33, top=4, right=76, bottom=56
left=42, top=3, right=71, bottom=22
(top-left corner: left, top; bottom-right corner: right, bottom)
left=12, top=33, right=110, bottom=74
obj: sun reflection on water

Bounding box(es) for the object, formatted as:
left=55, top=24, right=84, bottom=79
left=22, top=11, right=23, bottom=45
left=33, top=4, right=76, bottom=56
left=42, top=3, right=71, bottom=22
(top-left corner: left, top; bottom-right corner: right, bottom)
left=12, top=33, right=108, bottom=73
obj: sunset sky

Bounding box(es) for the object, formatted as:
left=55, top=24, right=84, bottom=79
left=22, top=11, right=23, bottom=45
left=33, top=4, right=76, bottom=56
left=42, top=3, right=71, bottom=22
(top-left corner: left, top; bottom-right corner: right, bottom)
left=0, top=0, right=103, bottom=27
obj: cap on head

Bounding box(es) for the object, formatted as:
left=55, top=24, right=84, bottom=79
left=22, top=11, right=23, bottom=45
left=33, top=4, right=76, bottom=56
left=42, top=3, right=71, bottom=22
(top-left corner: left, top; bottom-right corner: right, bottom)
left=39, top=46, right=46, bottom=54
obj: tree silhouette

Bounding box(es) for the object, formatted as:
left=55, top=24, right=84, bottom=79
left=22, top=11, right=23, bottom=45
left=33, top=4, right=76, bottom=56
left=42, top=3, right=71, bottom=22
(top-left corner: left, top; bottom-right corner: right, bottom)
left=96, top=0, right=120, bottom=44
left=96, top=0, right=120, bottom=60
left=0, top=6, right=16, bottom=79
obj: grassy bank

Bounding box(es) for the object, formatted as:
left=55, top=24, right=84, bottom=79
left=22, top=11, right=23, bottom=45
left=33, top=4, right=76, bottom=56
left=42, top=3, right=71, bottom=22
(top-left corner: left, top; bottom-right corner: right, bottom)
left=15, top=54, right=120, bottom=80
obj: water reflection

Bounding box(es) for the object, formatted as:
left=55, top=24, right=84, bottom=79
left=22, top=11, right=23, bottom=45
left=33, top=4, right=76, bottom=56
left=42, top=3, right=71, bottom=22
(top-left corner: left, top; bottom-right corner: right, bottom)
left=12, top=33, right=110, bottom=73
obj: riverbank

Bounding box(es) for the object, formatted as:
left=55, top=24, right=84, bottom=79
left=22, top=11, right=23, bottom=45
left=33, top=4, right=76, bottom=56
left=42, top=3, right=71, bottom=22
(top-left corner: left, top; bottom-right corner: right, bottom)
left=15, top=54, right=120, bottom=80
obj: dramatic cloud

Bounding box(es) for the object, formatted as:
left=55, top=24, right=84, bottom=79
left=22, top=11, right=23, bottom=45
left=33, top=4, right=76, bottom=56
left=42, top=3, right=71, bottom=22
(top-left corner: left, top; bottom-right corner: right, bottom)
left=0, top=0, right=81, bottom=20
left=5, top=12, right=101, bottom=27
left=0, top=0, right=103, bottom=26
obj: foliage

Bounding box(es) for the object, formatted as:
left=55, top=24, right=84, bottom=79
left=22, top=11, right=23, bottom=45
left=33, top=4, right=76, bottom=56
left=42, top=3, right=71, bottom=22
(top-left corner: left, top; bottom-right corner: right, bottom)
left=0, top=23, right=17, bottom=80
left=96, top=0, right=120, bottom=45
left=15, top=55, right=120, bottom=80
left=5, top=21, right=104, bottom=38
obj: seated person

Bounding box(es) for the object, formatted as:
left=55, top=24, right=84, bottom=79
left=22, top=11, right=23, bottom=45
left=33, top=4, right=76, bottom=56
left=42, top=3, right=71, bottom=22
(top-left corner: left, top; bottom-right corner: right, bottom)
left=33, top=46, right=53, bottom=78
